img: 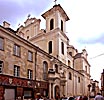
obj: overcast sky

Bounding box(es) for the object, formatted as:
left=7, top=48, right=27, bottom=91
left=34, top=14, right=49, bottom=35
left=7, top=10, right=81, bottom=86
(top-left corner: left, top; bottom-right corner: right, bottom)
left=0, top=0, right=104, bottom=86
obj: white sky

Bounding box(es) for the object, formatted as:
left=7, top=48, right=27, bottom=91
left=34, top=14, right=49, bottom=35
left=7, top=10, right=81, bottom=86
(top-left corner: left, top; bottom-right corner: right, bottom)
left=58, top=0, right=104, bottom=85
left=0, top=0, right=104, bottom=87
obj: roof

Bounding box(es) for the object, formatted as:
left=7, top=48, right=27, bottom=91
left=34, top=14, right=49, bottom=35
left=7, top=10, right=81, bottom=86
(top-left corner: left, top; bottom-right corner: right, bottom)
left=74, top=53, right=82, bottom=59
left=74, top=53, right=90, bottom=66
left=5, top=27, right=17, bottom=33
left=41, top=4, right=69, bottom=21
left=0, top=25, right=52, bottom=59
left=0, top=25, right=17, bottom=34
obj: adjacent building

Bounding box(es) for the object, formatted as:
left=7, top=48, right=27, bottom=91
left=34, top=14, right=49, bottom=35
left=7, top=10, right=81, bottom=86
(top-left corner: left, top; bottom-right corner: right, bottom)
left=0, top=4, right=91, bottom=100
left=89, top=79, right=100, bottom=97
left=101, top=69, right=104, bottom=96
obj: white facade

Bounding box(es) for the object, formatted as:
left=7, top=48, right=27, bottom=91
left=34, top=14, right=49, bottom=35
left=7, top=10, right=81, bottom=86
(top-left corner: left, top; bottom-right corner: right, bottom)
left=17, top=4, right=91, bottom=98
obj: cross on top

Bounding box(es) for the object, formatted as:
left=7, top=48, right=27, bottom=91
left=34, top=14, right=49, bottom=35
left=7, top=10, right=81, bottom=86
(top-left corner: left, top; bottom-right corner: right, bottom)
left=54, top=0, right=57, bottom=5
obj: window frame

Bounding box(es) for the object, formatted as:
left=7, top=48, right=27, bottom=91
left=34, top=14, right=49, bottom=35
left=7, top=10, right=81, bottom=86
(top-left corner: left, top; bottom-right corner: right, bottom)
left=13, top=44, right=21, bottom=57
left=50, top=19, right=54, bottom=30
left=14, top=65, right=20, bottom=77
left=61, top=42, right=64, bottom=55
left=0, top=61, right=3, bottom=74
left=28, top=51, right=33, bottom=62
left=55, top=64, right=58, bottom=73
left=43, top=61, right=48, bottom=80
left=48, top=41, right=52, bottom=54
left=69, top=72, right=72, bottom=80
left=0, top=37, right=4, bottom=50
left=78, top=77, right=80, bottom=83
left=27, top=69, right=33, bottom=80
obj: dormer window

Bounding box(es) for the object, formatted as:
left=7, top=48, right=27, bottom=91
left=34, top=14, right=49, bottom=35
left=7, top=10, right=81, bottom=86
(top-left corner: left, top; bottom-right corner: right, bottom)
left=50, top=19, right=54, bottom=30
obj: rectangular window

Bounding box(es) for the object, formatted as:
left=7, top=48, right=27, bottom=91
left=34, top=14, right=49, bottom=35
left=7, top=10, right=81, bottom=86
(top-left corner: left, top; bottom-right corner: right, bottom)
left=0, top=37, right=4, bottom=50
left=27, top=69, right=33, bottom=79
left=13, top=44, right=20, bottom=57
left=0, top=61, right=3, bottom=73
left=14, top=65, right=20, bottom=77
left=28, top=51, right=33, bottom=61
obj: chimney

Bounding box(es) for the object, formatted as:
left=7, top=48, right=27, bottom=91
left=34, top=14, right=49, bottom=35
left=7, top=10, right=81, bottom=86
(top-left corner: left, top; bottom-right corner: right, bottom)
left=3, top=21, right=10, bottom=28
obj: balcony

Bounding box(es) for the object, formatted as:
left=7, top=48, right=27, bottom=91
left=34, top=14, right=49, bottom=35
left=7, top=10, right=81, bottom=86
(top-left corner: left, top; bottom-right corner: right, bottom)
left=48, top=69, right=60, bottom=81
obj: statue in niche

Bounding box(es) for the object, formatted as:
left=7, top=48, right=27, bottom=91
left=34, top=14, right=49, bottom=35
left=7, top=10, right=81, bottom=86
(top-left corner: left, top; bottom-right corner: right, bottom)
left=60, top=69, right=65, bottom=77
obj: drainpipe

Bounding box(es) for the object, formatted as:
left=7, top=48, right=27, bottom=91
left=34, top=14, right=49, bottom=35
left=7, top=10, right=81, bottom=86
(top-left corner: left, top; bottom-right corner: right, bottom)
left=73, top=58, right=75, bottom=96
left=35, top=51, right=37, bottom=81
left=34, top=50, right=37, bottom=99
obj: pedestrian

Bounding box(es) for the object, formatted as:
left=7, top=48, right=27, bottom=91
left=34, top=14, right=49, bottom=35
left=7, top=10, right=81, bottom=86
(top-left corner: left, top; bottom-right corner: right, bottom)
left=79, top=96, right=83, bottom=100
left=83, top=96, right=88, bottom=100
left=46, top=96, right=50, bottom=100
left=94, top=93, right=104, bottom=100
left=69, top=96, right=74, bottom=100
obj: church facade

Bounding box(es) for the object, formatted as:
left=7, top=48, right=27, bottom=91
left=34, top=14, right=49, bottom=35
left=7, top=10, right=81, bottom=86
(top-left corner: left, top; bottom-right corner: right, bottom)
left=0, top=4, right=91, bottom=100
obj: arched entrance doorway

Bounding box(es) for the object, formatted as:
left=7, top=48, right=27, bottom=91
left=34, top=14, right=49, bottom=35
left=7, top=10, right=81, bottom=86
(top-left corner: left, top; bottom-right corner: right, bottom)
left=54, top=85, right=60, bottom=99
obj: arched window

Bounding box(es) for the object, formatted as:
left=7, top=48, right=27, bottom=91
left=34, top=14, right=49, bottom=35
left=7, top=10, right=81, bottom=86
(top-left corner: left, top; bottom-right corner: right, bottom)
left=50, top=19, right=54, bottom=30
left=48, top=41, right=52, bottom=54
left=69, top=52, right=72, bottom=56
left=78, top=77, right=80, bottom=83
left=85, top=66, right=87, bottom=73
left=68, top=60, right=71, bottom=67
left=69, top=72, right=72, bottom=80
left=43, top=61, right=48, bottom=80
left=61, top=20, right=63, bottom=31
left=61, top=42, right=64, bottom=55
left=26, top=30, right=29, bottom=40
left=55, top=64, right=58, bottom=73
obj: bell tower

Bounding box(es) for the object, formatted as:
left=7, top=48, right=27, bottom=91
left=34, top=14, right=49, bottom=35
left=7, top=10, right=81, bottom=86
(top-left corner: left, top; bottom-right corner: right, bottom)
left=42, top=4, right=69, bottom=33
left=41, top=4, right=70, bottom=63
